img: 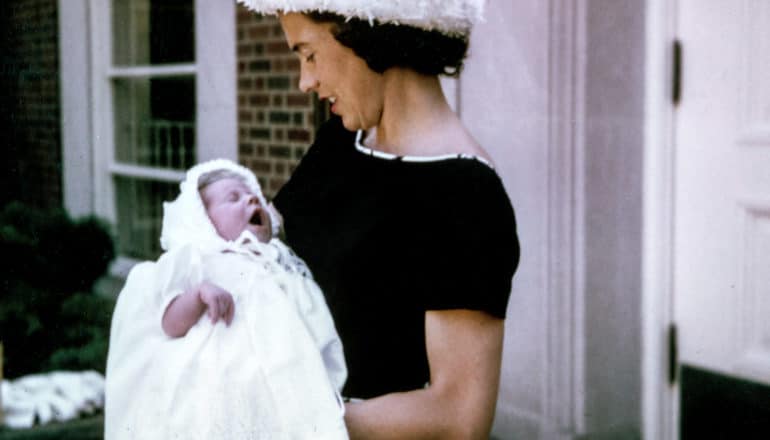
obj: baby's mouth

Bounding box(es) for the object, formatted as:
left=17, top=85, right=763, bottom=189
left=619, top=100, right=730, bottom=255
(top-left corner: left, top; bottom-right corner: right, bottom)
left=249, top=209, right=263, bottom=226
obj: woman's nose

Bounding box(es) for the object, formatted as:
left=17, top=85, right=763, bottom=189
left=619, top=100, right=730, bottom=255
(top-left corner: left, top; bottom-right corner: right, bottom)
left=298, top=69, right=319, bottom=93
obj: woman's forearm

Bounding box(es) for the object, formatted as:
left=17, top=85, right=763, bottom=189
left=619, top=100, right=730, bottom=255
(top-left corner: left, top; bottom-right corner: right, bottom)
left=345, top=310, right=504, bottom=440
left=345, top=386, right=485, bottom=440
left=161, top=287, right=205, bottom=338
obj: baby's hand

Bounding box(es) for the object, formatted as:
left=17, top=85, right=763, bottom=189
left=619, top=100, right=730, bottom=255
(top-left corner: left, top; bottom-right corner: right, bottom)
left=199, top=281, right=235, bottom=326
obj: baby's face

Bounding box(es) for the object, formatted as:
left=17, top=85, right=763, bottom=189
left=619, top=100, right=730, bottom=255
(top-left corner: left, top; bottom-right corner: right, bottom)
left=200, top=177, right=271, bottom=243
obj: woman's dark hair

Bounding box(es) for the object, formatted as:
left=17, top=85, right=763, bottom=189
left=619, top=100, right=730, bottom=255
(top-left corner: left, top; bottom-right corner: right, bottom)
left=307, top=12, right=469, bottom=77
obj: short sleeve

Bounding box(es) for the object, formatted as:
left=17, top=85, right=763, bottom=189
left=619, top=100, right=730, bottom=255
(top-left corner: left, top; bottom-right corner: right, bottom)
left=407, top=165, right=520, bottom=319
left=154, top=244, right=205, bottom=325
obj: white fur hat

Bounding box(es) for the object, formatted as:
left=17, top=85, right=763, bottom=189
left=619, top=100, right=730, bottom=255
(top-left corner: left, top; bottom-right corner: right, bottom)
left=237, top=0, right=486, bottom=36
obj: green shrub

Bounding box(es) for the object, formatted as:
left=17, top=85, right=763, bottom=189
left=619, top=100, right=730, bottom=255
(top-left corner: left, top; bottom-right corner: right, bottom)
left=0, top=202, right=116, bottom=378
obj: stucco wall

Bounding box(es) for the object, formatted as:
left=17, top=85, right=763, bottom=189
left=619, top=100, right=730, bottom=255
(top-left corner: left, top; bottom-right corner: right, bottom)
left=459, top=1, right=646, bottom=438
left=581, top=0, right=645, bottom=437
left=459, top=1, right=551, bottom=437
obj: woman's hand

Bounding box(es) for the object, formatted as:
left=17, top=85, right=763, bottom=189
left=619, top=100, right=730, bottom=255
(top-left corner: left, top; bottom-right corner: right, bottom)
left=344, top=309, right=505, bottom=440
left=199, top=281, right=235, bottom=325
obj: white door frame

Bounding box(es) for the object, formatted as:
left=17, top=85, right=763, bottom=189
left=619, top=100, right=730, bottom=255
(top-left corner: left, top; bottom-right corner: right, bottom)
left=642, top=0, right=678, bottom=439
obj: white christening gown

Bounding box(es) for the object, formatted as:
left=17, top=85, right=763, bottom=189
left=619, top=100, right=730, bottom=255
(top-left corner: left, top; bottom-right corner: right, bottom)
left=105, top=236, right=348, bottom=440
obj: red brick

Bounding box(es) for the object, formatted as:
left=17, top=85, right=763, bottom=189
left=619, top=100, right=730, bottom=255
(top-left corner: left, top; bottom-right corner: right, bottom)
left=287, top=94, right=310, bottom=106
left=269, top=177, right=286, bottom=192
left=249, top=94, right=270, bottom=106
left=248, top=26, right=270, bottom=39
left=238, top=44, right=253, bottom=56
left=239, top=143, right=254, bottom=155
left=266, top=41, right=289, bottom=54
left=250, top=160, right=272, bottom=173
left=238, top=111, right=252, bottom=122
left=286, top=58, right=300, bottom=71
left=287, top=129, right=311, bottom=142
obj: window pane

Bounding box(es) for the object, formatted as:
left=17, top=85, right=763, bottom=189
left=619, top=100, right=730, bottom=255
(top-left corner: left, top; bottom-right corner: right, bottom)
left=114, top=76, right=196, bottom=169
left=113, top=0, right=195, bottom=66
left=114, top=176, right=179, bottom=260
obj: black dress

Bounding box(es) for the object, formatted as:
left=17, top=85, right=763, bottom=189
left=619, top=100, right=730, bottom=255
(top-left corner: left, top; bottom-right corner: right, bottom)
left=273, top=117, right=520, bottom=399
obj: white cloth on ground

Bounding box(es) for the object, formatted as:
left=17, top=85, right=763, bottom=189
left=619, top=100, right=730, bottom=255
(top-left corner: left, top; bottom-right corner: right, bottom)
left=1, top=371, right=105, bottom=429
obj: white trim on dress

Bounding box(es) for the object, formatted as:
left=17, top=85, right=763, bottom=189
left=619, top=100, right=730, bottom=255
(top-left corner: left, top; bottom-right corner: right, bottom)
left=354, top=130, right=494, bottom=169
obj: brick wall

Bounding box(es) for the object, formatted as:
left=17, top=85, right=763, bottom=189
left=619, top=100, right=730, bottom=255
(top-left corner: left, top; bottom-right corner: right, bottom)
left=0, top=0, right=62, bottom=210
left=236, top=6, right=321, bottom=199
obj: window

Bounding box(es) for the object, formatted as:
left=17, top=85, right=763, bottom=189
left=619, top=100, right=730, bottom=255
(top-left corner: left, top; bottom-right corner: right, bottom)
left=109, top=0, right=196, bottom=259
left=60, top=0, right=236, bottom=270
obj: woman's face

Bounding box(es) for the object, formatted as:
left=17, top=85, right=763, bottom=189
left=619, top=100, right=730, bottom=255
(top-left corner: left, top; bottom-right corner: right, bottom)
left=279, top=13, right=385, bottom=131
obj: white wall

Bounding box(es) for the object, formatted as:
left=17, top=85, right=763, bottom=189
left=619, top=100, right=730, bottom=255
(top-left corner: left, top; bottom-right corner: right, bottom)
left=581, top=1, right=645, bottom=436
left=460, top=1, right=557, bottom=438
left=459, top=1, right=647, bottom=438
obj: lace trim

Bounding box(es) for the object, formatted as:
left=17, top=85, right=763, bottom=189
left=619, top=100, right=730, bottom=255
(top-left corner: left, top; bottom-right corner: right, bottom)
left=232, top=232, right=313, bottom=279
left=354, top=130, right=494, bottom=169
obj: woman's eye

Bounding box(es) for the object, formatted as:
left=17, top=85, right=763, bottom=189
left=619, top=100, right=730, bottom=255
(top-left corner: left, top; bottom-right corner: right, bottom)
left=306, top=53, right=315, bottom=63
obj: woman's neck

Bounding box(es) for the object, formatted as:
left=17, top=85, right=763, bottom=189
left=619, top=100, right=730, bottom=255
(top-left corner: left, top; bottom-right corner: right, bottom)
left=363, top=69, right=464, bottom=156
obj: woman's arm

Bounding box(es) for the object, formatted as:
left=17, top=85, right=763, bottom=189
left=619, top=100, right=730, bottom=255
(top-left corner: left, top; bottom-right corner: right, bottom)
left=161, top=281, right=235, bottom=337
left=344, top=309, right=504, bottom=440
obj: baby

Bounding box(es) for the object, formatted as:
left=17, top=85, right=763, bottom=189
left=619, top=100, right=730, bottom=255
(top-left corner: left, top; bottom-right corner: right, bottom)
left=160, top=167, right=274, bottom=338
left=105, top=159, right=348, bottom=440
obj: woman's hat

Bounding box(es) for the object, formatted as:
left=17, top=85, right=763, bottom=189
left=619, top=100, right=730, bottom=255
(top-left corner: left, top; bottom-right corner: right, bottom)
left=237, top=0, right=486, bottom=36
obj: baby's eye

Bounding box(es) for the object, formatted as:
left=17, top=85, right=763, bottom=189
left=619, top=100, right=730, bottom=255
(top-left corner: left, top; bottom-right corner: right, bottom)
left=227, top=193, right=238, bottom=202
left=305, top=53, right=315, bottom=63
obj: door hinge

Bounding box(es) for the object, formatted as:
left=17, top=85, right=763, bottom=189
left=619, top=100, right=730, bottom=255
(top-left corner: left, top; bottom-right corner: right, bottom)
left=668, top=323, right=678, bottom=386
left=672, top=39, right=683, bottom=105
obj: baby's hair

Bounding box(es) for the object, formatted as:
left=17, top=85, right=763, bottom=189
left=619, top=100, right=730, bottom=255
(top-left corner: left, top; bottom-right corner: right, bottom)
left=197, top=169, right=247, bottom=191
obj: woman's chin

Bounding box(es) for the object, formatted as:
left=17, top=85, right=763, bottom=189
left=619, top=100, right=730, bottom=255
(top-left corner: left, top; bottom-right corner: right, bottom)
left=340, top=117, right=357, bottom=131
left=340, top=114, right=369, bottom=132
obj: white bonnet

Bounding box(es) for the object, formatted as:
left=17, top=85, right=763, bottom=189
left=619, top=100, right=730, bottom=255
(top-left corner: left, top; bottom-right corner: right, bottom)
left=237, top=0, right=486, bottom=37
left=159, top=159, right=278, bottom=252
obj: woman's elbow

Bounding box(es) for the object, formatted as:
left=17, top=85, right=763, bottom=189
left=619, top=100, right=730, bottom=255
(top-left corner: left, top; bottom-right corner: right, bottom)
left=433, top=387, right=497, bottom=440
left=447, top=412, right=495, bottom=440
left=438, top=417, right=494, bottom=440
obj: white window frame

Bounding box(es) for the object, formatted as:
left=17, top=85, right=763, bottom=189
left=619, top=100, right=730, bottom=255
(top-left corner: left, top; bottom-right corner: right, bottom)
left=60, top=0, right=236, bottom=276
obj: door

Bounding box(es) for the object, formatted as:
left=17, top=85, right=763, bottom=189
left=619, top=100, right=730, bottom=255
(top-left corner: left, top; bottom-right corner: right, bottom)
left=674, top=1, right=770, bottom=437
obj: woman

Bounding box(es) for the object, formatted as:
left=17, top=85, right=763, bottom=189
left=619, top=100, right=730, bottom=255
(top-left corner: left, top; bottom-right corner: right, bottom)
left=241, top=1, right=520, bottom=438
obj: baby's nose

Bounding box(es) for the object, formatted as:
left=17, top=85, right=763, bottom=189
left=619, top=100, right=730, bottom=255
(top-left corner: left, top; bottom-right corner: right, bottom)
left=248, top=194, right=260, bottom=205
